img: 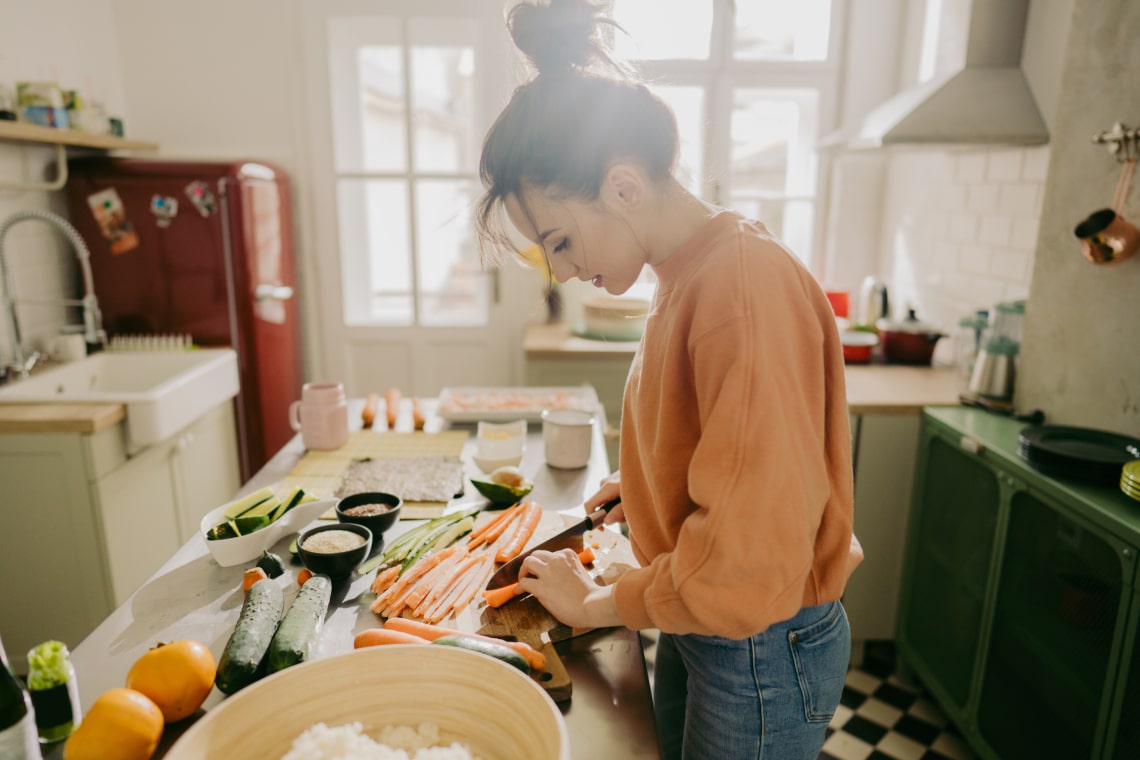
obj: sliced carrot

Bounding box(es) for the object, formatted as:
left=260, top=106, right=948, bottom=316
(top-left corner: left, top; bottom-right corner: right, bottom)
left=415, top=553, right=481, bottom=618
left=297, top=568, right=313, bottom=586
left=354, top=628, right=430, bottom=649
left=362, top=393, right=381, bottom=429
left=386, top=388, right=401, bottom=430
left=447, top=560, right=495, bottom=619
left=482, top=502, right=529, bottom=547
left=412, top=396, right=425, bottom=431
left=578, top=545, right=596, bottom=565
left=495, top=502, right=542, bottom=563
left=370, top=565, right=401, bottom=595
left=383, top=617, right=546, bottom=671
left=482, top=582, right=521, bottom=609
left=466, top=503, right=522, bottom=548
left=243, top=567, right=268, bottom=593
left=370, top=545, right=464, bottom=615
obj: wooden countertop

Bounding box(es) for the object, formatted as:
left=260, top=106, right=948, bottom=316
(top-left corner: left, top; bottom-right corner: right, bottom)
left=525, top=323, right=962, bottom=414
left=0, top=402, right=125, bottom=433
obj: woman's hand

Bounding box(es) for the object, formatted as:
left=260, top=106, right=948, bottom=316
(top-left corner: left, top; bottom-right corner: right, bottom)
left=585, top=471, right=625, bottom=525
left=517, top=549, right=623, bottom=630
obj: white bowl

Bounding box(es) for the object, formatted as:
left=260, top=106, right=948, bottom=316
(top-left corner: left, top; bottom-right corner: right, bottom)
left=472, top=453, right=525, bottom=473
left=582, top=295, right=650, bottom=340
left=166, top=644, right=570, bottom=760
left=476, top=419, right=527, bottom=460
left=199, top=497, right=334, bottom=567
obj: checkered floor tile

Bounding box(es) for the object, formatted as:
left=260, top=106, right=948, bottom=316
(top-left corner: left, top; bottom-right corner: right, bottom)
left=819, top=666, right=976, bottom=760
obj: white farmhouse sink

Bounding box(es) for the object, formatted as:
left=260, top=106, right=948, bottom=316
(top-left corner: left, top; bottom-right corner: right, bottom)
left=0, top=349, right=239, bottom=448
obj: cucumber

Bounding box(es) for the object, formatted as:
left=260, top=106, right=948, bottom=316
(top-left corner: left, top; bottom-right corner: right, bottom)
left=431, top=634, right=530, bottom=674
left=265, top=574, right=332, bottom=674
left=214, top=578, right=284, bottom=694
left=241, top=496, right=282, bottom=520
left=222, top=486, right=277, bottom=520
left=356, top=507, right=482, bottom=576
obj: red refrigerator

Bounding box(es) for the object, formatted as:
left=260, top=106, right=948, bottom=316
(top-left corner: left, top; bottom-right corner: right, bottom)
left=66, top=157, right=302, bottom=482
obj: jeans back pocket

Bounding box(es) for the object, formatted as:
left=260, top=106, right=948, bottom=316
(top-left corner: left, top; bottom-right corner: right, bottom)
left=787, top=601, right=850, bottom=723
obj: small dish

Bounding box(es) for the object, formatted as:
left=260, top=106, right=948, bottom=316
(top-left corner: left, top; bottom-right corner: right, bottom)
left=336, top=491, right=402, bottom=537
left=473, top=453, right=524, bottom=472
left=297, top=523, right=373, bottom=579
left=476, top=419, right=527, bottom=460
left=200, top=497, right=334, bottom=568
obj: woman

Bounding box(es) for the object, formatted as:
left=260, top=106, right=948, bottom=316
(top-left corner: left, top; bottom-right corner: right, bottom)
left=475, top=2, right=863, bottom=758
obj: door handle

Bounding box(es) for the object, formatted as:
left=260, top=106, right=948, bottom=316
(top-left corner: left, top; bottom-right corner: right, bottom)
left=255, top=284, right=294, bottom=301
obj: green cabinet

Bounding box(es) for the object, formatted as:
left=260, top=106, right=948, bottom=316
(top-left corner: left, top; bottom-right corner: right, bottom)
left=898, top=407, right=1140, bottom=760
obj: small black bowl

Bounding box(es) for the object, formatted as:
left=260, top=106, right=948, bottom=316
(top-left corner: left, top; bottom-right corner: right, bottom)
left=335, top=491, right=402, bottom=537
left=297, top=522, right=373, bottom=578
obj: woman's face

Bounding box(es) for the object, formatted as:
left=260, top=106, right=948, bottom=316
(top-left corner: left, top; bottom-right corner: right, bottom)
left=504, top=187, right=648, bottom=295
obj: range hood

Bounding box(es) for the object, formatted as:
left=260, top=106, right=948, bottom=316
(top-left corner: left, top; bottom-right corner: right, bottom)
left=823, top=0, right=1048, bottom=150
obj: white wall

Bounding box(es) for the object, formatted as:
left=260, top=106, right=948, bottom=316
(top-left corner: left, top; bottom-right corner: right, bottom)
left=0, top=0, right=128, bottom=363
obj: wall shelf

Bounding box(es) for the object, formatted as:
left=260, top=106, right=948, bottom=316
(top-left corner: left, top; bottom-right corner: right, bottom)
left=0, top=120, right=158, bottom=191
left=0, top=120, right=158, bottom=152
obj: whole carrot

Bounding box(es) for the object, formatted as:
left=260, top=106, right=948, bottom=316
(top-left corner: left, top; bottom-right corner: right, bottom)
left=386, top=388, right=401, bottom=430
left=354, top=628, right=430, bottom=649
left=412, top=396, right=425, bottom=431
left=362, top=393, right=381, bottom=429
left=383, top=617, right=546, bottom=671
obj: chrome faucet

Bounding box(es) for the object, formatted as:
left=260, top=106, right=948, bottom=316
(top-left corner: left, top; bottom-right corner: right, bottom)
left=0, top=210, right=107, bottom=379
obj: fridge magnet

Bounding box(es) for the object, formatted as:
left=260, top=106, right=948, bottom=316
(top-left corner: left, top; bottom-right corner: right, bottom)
left=86, top=187, right=140, bottom=255
left=184, top=180, right=217, bottom=217
left=150, top=194, right=179, bottom=228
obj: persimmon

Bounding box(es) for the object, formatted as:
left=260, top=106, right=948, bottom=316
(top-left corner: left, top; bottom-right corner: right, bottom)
left=125, top=640, right=216, bottom=722
left=63, top=687, right=163, bottom=760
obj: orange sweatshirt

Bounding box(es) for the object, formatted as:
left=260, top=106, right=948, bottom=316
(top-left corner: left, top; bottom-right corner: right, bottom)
left=612, top=210, right=861, bottom=638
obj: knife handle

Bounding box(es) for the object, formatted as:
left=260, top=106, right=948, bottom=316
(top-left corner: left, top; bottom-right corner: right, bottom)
left=586, top=497, right=622, bottom=528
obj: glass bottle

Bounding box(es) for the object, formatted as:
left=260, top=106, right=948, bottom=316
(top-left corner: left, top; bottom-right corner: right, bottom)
left=0, top=636, right=43, bottom=760
left=26, top=640, right=81, bottom=744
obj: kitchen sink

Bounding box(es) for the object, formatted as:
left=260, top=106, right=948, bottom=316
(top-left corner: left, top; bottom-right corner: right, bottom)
left=0, top=348, right=239, bottom=448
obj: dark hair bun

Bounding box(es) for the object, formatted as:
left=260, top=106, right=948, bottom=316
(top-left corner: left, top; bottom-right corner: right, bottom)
left=508, top=0, right=612, bottom=74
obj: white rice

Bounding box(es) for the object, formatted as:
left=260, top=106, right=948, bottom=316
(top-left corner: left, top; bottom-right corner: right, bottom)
left=282, top=721, right=479, bottom=760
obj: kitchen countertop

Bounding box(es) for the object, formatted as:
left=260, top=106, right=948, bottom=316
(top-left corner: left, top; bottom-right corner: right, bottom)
left=525, top=322, right=961, bottom=415
left=0, top=401, right=124, bottom=433
left=47, top=399, right=660, bottom=759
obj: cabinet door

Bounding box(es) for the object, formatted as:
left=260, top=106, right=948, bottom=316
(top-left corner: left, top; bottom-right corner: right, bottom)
left=1107, top=587, right=1140, bottom=760
left=897, top=433, right=1000, bottom=714
left=93, top=439, right=182, bottom=605
left=168, top=402, right=241, bottom=543
left=976, top=489, right=1128, bottom=760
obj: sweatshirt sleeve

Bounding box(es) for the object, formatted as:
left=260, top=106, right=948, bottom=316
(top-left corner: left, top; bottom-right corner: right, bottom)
left=613, top=248, right=836, bottom=637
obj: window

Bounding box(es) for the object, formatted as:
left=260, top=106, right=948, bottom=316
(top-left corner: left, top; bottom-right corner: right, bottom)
left=327, top=16, right=486, bottom=327
left=609, top=0, right=840, bottom=268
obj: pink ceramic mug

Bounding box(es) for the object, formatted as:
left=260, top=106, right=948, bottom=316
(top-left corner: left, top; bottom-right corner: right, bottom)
left=289, top=382, right=349, bottom=450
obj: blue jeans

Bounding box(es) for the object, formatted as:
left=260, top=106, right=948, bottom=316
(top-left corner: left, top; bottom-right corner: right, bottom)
left=653, top=601, right=850, bottom=760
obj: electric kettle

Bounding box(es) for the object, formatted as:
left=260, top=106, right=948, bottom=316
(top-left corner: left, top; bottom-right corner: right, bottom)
left=857, top=276, right=890, bottom=326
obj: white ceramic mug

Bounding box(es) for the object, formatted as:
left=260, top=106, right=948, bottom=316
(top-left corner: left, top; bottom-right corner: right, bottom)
left=289, top=382, right=349, bottom=451
left=542, top=409, right=595, bottom=469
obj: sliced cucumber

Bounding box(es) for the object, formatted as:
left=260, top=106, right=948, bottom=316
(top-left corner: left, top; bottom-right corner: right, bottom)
left=222, top=486, right=277, bottom=520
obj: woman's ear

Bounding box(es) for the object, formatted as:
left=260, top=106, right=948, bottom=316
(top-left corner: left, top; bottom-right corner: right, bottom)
left=601, top=163, right=645, bottom=211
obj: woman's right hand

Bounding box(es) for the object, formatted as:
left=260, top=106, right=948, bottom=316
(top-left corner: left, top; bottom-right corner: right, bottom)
left=585, top=471, right=624, bottom=524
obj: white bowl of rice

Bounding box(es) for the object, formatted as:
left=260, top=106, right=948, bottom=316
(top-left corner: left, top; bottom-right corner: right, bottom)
left=165, top=644, right=569, bottom=760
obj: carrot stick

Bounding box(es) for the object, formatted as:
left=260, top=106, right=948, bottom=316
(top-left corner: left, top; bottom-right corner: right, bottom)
left=416, top=553, right=482, bottom=618
left=466, top=504, right=522, bottom=548
left=370, top=565, right=400, bottom=595
left=362, top=393, right=381, bottom=429
left=424, top=556, right=490, bottom=623
left=370, top=544, right=463, bottom=614
left=381, top=551, right=464, bottom=619
left=412, top=397, right=425, bottom=431
left=386, top=388, right=401, bottom=430
left=480, top=547, right=597, bottom=608
left=495, top=502, right=542, bottom=563
left=447, top=560, right=495, bottom=619
left=402, top=554, right=465, bottom=617
left=383, top=616, right=546, bottom=671
left=354, top=628, right=430, bottom=649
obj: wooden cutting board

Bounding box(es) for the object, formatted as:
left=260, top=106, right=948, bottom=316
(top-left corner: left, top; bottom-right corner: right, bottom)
left=441, top=509, right=637, bottom=702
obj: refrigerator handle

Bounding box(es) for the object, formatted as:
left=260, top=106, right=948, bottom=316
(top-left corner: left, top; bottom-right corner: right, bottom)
left=254, top=284, right=295, bottom=301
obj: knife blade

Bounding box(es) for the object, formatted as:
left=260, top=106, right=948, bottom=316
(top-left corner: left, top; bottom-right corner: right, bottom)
left=484, top=498, right=621, bottom=590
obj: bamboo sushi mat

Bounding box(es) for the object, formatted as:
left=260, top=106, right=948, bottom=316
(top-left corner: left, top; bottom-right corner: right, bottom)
left=278, top=430, right=469, bottom=520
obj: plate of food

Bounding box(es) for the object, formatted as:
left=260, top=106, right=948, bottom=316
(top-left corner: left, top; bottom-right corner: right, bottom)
left=436, top=386, right=599, bottom=423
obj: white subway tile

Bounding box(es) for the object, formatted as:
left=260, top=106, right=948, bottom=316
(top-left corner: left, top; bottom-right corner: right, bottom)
left=956, top=154, right=987, bottom=182
left=940, top=184, right=967, bottom=213
left=926, top=213, right=949, bottom=240
left=969, top=275, right=1007, bottom=305
left=1004, top=282, right=1031, bottom=301
left=936, top=242, right=959, bottom=269
left=989, top=248, right=1031, bottom=281
left=978, top=216, right=1013, bottom=247
left=987, top=150, right=1024, bottom=181
left=948, top=214, right=979, bottom=243
left=960, top=244, right=991, bottom=273
left=998, top=183, right=1039, bottom=216
left=967, top=184, right=1000, bottom=213
left=1011, top=217, right=1040, bottom=251
left=1021, top=147, right=1050, bottom=181
left=946, top=272, right=973, bottom=293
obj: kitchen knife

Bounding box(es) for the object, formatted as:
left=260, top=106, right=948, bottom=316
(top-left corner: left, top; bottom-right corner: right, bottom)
left=484, top=498, right=621, bottom=590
